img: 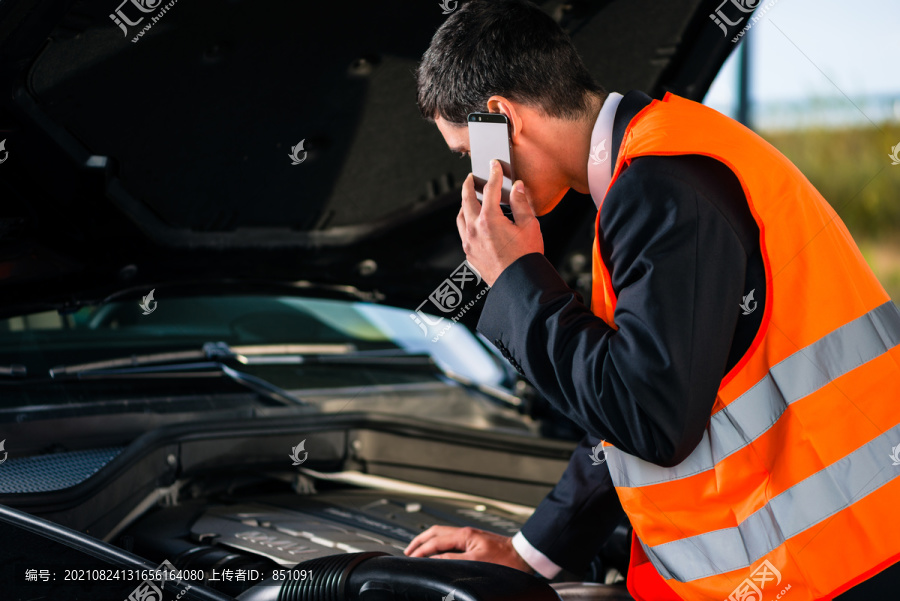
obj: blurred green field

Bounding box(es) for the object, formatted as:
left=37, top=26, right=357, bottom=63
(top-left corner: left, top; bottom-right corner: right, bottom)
left=760, top=123, right=900, bottom=300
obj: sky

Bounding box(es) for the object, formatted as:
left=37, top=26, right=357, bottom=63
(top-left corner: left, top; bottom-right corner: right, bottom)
left=704, top=0, right=900, bottom=123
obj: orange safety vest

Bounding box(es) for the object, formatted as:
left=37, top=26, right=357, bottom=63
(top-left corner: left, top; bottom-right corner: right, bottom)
left=589, top=93, right=900, bottom=601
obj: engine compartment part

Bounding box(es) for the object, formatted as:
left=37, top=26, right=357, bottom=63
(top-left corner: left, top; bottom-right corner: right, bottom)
left=123, top=487, right=528, bottom=568
left=237, top=552, right=565, bottom=601
left=120, top=479, right=634, bottom=600
left=1, top=411, right=634, bottom=599
left=551, top=582, right=635, bottom=600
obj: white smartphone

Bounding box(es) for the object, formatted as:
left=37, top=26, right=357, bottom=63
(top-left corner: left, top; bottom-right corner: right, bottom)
left=467, top=112, right=516, bottom=217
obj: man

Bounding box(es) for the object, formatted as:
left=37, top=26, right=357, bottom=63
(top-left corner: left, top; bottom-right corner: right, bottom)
left=404, top=1, right=900, bottom=600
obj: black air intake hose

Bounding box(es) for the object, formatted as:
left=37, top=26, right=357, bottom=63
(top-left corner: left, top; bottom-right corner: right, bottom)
left=236, top=552, right=562, bottom=601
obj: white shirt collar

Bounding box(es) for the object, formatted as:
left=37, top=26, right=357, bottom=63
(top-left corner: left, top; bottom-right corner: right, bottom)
left=587, top=92, right=624, bottom=209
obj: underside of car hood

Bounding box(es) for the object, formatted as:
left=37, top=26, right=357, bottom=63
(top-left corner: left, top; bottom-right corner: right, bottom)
left=0, top=0, right=746, bottom=315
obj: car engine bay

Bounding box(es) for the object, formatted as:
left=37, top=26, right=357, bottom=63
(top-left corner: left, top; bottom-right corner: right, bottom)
left=0, top=412, right=634, bottom=600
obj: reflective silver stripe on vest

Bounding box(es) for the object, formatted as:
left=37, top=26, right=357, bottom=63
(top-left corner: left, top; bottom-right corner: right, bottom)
left=635, top=422, right=900, bottom=582
left=606, top=301, right=900, bottom=489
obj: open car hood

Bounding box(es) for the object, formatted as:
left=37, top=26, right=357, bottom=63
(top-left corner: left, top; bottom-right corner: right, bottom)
left=0, top=0, right=750, bottom=316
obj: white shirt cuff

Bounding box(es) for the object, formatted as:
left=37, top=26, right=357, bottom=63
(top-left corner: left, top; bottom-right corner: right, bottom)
left=512, top=531, right=563, bottom=579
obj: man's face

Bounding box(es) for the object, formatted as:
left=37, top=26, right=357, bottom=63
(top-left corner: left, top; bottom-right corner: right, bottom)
left=434, top=113, right=569, bottom=216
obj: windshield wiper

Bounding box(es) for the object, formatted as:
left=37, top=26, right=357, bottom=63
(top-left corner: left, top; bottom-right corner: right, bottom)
left=54, top=361, right=310, bottom=407
left=46, top=342, right=433, bottom=373
left=47, top=342, right=357, bottom=376
left=43, top=343, right=437, bottom=407
left=46, top=342, right=312, bottom=407
left=0, top=364, right=27, bottom=378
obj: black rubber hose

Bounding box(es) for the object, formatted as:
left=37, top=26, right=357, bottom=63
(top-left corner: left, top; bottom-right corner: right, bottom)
left=344, top=555, right=561, bottom=601
left=237, top=552, right=562, bottom=601
left=279, top=551, right=388, bottom=601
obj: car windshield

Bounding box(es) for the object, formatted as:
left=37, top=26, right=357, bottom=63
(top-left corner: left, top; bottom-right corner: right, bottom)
left=0, top=295, right=510, bottom=410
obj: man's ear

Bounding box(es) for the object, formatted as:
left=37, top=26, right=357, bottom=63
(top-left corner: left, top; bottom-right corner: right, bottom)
left=486, top=95, right=522, bottom=144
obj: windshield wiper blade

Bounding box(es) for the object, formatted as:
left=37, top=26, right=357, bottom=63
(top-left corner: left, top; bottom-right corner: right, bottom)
left=43, top=343, right=434, bottom=404
left=47, top=342, right=312, bottom=406
left=0, top=364, right=27, bottom=378
left=47, top=341, right=357, bottom=376
left=58, top=360, right=310, bottom=407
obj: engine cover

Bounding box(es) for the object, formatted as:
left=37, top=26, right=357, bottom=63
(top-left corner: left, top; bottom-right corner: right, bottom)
left=188, top=489, right=526, bottom=566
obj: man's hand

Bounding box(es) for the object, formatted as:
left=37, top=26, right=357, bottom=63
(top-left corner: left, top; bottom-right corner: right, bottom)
left=403, top=525, right=535, bottom=574
left=457, top=159, right=544, bottom=286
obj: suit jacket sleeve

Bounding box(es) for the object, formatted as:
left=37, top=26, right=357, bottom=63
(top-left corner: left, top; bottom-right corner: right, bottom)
left=516, top=433, right=625, bottom=577
left=476, top=157, right=750, bottom=467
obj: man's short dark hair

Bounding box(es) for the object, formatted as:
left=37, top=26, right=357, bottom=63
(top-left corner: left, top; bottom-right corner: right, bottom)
left=416, top=0, right=606, bottom=125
